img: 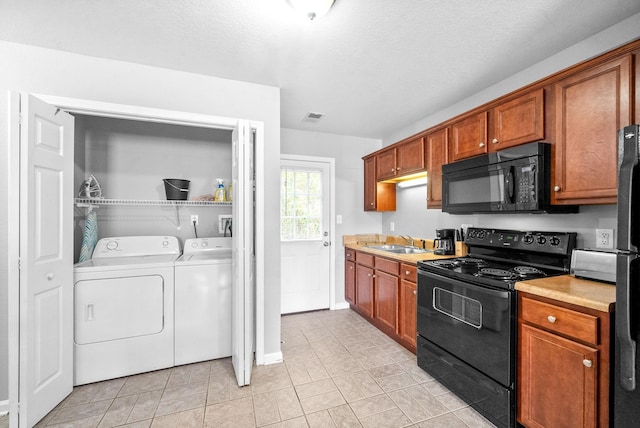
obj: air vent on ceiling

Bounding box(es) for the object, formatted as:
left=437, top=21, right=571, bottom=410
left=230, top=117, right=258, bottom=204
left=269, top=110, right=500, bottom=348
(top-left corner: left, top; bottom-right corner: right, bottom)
left=303, top=111, right=324, bottom=121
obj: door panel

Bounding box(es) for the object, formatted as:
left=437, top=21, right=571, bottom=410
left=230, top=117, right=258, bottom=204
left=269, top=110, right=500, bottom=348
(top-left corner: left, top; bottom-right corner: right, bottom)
left=20, top=94, right=74, bottom=426
left=232, top=120, right=255, bottom=386
left=280, top=158, right=332, bottom=314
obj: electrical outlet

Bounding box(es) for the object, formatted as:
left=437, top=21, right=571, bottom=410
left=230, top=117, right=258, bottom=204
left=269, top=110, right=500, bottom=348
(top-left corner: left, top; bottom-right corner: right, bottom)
left=219, top=214, right=232, bottom=234
left=190, top=214, right=198, bottom=225
left=596, top=228, right=614, bottom=249
left=390, top=221, right=395, bottom=232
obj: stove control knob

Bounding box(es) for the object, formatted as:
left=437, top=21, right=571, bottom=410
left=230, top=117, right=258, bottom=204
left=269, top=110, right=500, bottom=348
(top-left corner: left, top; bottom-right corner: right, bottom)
left=477, top=230, right=486, bottom=240
left=549, top=236, right=561, bottom=246
left=523, top=235, right=534, bottom=244
left=537, top=235, right=547, bottom=245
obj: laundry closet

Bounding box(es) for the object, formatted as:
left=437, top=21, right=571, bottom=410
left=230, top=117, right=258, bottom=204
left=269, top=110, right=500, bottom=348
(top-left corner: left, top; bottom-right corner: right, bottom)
left=70, top=114, right=242, bottom=383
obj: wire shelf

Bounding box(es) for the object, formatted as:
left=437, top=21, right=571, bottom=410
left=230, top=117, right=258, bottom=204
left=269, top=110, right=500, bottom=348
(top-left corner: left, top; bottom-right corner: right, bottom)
left=75, top=198, right=232, bottom=207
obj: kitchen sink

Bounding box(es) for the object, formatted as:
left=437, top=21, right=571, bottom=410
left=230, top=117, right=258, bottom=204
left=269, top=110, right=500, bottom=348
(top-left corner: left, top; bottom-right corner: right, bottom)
left=367, top=244, right=431, bottom=254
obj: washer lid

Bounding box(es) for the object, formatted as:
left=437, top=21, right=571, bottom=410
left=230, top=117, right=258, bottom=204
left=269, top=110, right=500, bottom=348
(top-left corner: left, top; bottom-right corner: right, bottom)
left=74, top=254, right=180, bottom=272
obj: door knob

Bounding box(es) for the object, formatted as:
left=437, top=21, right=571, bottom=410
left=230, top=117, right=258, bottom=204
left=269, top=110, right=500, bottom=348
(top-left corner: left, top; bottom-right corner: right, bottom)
left=323, top=241, right=330, bottom=247
left=47, top=273, right=55, bottom=281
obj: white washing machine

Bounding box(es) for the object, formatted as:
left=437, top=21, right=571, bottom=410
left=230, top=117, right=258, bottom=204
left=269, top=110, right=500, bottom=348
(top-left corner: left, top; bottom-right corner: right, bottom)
left=174, top=237, right=232, bottom=366
left=73, top=236, right=180, bottom=385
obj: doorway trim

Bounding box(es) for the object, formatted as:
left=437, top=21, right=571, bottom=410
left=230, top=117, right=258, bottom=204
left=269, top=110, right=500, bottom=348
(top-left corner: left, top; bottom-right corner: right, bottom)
left=280, top=154, right=336, bottom=310
left=8, top=94, right=266, bottom=424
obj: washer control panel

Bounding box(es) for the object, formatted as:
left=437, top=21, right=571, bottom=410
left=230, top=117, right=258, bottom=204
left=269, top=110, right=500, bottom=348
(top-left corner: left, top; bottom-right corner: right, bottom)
left=92, top=236, right=181, bottom=258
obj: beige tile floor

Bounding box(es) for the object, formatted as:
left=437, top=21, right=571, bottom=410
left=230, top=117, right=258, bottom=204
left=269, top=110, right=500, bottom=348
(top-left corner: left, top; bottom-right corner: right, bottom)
left=26, top=308, right=495, bottom=428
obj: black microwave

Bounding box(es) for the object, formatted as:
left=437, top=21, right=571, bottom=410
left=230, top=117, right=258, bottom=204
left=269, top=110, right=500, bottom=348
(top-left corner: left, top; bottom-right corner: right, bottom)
left=441, top=142, right=578, bottom=214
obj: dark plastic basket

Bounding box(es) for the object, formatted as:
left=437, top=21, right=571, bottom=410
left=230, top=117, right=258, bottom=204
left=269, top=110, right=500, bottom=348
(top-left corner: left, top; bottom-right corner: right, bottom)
left=163, top=178, right=190, bottom=200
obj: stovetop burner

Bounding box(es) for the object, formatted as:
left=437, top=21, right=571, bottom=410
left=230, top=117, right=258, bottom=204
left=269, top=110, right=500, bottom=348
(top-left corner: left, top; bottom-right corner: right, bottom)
left=476, top=268, right=517, bottom=280
left=513, top=265, right=546, bottom=277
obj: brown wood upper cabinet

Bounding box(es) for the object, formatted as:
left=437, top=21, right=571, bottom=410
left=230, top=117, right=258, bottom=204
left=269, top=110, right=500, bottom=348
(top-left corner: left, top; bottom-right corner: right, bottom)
left=552, top=55, right=632, bottom=205
left=364, top=156, right=395, bottom=212
left=376, top=136, right=425, bottom=181
left=426, top=127, right=449, bottom=209
left=450, top=111, right=488, bottom=161
left=450, top=89, right=545, bottom=162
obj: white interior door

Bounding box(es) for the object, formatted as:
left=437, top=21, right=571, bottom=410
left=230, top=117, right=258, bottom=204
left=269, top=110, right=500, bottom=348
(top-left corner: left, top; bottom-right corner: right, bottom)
left=280, top=158, right=332, bottom=314
left=19, top=94, right=74, bottom=426
left=231, top=120, right=255, bottom=386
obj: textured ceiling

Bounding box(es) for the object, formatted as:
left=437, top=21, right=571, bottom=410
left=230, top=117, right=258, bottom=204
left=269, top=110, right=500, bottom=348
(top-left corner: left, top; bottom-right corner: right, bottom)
left=2, top=0, right=640, bottom=139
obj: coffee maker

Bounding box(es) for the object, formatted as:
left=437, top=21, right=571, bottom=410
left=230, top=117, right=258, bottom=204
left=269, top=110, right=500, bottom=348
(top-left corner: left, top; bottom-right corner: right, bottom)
left=433, top=228, right=456, bottom=255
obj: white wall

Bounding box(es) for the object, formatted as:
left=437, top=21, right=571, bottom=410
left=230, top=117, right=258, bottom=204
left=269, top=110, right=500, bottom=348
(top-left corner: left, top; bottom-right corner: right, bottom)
left=280, top=128, right=382, bottom=304
left=380, top=13, right=640, bottom=247
left=0, top=41, right=281, bottom=402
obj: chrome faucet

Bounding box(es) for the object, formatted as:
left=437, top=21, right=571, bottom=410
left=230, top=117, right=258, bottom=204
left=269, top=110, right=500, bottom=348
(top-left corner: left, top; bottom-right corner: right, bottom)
left=399, top=235, right=414, bottom=247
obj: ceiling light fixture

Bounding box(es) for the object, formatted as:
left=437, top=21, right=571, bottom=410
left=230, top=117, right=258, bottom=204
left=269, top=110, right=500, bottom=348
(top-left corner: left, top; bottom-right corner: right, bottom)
left=287, top=0, right=336, bottom=20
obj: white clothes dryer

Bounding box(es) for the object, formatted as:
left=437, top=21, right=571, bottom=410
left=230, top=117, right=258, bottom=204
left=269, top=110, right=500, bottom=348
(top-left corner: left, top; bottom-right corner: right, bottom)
left=73, top=236, right=180, bottom=385
left=174, top=237, right=232, bottom=366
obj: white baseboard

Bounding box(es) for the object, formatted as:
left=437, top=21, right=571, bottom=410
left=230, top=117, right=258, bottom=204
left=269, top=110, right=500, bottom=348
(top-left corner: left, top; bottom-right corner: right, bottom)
left=333, top=301, right=350, bottom=310
left=262, top=351, right=283, bottom=365
left=0, top=399, right=8, bottom=415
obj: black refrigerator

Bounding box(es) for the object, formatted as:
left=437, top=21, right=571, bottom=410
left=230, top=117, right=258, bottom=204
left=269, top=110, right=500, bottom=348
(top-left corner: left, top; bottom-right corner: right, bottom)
left=616, top=124, right=640, bottom=427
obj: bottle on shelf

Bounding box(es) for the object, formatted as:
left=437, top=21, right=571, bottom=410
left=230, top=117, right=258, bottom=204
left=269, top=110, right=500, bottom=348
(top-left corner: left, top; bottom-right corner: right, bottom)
left=214, top=178, right=227, bottom=202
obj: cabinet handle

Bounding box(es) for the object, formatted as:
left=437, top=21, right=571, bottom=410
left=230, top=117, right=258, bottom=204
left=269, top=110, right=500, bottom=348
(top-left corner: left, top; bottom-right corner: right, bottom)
left=405, top=270, right=410, bottom=275
left=547, top=315, right=556, bottom=323
left=413, top=290, right=417, bottom=295
left=583, top=359, right=593, bottom=368
left=479, top=142, right=485, bottom=147
left=554, top=185, right=561, bottom=192
left=396, top=167, right=400, bottom=171
left=370, top=202, right=374, bottom=206
left=492, top=138, right=499, bottom=144
left=349, top=266, right=353, bottom=270
left=391, top=168, right=395, bottom=173
left=367, top=273, right=371, bottom=277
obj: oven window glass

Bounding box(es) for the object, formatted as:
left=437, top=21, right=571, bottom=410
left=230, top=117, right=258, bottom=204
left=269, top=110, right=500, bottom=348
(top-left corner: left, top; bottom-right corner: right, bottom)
left=432, top=287, right=482, bottom=329
left=448, top=170, right=504, bottom=204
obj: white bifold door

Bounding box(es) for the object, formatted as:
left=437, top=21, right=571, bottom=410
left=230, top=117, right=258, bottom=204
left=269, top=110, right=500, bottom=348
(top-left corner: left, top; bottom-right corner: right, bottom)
left=232, top=120, right=255, bottom=386
left=17, top=94, right=75, bottom=426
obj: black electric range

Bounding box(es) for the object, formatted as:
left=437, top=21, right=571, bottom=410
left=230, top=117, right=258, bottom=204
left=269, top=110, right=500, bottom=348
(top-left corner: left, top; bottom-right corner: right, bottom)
left=415, top=227, right=576, bottom=428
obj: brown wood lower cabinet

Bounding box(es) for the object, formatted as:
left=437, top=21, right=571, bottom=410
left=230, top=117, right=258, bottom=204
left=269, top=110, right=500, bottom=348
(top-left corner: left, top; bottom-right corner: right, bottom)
left=517, top=293, right=611, bottom=428
left=398, top=263, right=417, bottom=348
left=374, top=271, right=397, bottom=332
left=346, top=248, right=417, bottom=353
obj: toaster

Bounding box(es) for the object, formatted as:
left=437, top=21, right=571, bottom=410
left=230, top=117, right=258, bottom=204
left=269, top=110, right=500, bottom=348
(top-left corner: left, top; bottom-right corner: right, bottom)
left=570, top=249, right=616, bottom=283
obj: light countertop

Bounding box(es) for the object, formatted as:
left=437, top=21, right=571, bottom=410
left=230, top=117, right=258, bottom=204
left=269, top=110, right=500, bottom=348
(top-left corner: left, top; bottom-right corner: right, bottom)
left=343, top=234, right=465, bottom=264
left=515, top=275, right=615, bottom=312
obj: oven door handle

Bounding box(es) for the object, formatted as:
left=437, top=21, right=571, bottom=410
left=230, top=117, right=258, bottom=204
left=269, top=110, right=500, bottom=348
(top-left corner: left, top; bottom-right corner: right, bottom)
left=504, top=166, right=515, bottom=204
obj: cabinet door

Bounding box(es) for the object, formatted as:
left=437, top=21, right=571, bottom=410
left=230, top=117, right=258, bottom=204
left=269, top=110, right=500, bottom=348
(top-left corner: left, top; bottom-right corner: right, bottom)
left=376, top=148, right=397, bottom=181
left=426, top=127, right=449, bottom=208
left=363, top=156, right=395, bottom=212
left=396, top=137, right=425, bottom=176
left=363, top=156, right=377, bottom=211
left=491, top=89, right=544, bottom=150
left=450, top=111, right=488, bottom=161
left=345, top=259, right=355, bottom=305
left=553, top=55, right=631, bottom=204
left=518, top=323, right=598, bottom=428
left=355, top=264, right=374, bottom=318
left=398, top=279, right=417, bottom=348
left=374, top=270, right=398, bottom=331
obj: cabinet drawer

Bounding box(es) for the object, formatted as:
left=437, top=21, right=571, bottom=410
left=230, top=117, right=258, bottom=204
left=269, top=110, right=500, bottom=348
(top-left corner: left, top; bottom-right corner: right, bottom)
left=356, top=251, right=375, bottom=268
left=345, top=249, right=356, bottom=261
left=375, top=257, right=399, bottom=275
left=400, top=263, right=417, bottom=282
left=520, top=296, right=599, bottom=345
